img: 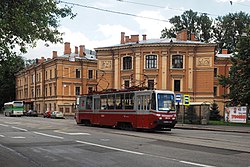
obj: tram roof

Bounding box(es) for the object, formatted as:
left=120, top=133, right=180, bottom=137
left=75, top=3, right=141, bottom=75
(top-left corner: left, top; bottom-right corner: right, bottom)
left=82, top=89, right=175, bottom=96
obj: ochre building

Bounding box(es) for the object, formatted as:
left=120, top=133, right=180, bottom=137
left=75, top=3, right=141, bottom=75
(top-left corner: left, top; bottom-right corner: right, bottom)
left=15, top=43, right=97, bottom=115
left=95, top=31, right=217, bottom=104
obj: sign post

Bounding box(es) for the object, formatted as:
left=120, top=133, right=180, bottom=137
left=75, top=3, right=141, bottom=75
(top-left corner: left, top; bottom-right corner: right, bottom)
left=182, top=95, right=190, bottom=124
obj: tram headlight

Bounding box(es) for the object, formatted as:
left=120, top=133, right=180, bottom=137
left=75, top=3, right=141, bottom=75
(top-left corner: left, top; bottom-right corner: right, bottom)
left=159, top=117, right=162, bottom=120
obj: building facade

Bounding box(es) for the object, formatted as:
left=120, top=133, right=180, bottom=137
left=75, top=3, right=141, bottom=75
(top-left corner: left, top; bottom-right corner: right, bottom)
left=15, top=43, right=97, bottom=115
left=214, top=49, right=232, bottom=113
left=95, top=31, right=217, bottom=104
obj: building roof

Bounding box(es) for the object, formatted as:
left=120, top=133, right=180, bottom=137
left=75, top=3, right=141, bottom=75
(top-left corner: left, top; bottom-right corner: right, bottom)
left=95, top=38, right=216, bottom=51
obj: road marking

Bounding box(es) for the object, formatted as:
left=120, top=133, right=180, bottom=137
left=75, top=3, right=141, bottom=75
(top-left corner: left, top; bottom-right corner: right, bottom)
left=76, top=140, right=144, bottom=155
left=33, top=132, right=64, bottom=139
left=76, top=140, right=216, bottom=167
left=180, top=161, right=216, bottom=167
left=0, top=135, right=5, bottom=137
left=11, top=136, right=26, bottom=139
left=54, top=130, right=90, bottom=136
left=11, top=126, right=28, bottom=132
left=0, top=124, right=9, bottom=127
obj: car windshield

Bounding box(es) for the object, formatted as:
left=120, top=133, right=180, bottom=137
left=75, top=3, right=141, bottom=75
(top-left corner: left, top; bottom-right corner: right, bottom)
left=157, top=93, right=175, bottom=111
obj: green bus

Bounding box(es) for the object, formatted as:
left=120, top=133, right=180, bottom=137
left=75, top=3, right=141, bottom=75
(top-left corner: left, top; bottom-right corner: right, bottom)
left=4, top=101, right=24, bottom=117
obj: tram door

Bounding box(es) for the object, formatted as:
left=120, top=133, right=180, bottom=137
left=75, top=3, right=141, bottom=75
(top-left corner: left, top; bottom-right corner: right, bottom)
left=92, top=95, right=100, bottom=124
left=136, top=94, right=150, bottom=128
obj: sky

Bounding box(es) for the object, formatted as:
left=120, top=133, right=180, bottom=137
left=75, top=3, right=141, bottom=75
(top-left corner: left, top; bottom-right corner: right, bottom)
left=22, top=0, right=250, bottom=59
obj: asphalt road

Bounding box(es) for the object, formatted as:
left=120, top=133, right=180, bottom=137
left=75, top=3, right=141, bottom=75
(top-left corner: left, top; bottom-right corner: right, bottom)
left=0, top=115, right=249, bottom=167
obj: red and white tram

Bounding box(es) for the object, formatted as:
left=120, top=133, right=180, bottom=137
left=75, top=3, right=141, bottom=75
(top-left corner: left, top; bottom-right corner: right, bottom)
left=75, top=89, right=177, bottom=130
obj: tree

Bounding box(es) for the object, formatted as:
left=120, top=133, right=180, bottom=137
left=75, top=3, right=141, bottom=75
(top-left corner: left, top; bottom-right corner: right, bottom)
left=0, top=0, right=75, bottom=58
left=209, top=102, right=221, bottom=121
left=218, top=27, right=250, bottom=106
left=0, top=56, right=25, bottom=109
left=161, top=11, right=250, bottom=53
left=0, top=0, right=75, bottom=107
left=212, top=12, right=250, bottom=53
left=161, top=10, right=213, bottom=42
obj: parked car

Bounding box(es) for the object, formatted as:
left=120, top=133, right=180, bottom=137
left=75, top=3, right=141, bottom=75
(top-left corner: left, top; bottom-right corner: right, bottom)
left=50, top=111, right=64, bottom=119
left=43, top=111, right=51, bottom=118
left=25, top=110, right=38, bottom=117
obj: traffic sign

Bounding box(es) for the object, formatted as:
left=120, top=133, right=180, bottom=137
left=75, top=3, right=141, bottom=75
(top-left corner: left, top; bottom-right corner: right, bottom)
left=184, top=94, right=190, bottom=106
left=176, top=94, right=182, bottom=103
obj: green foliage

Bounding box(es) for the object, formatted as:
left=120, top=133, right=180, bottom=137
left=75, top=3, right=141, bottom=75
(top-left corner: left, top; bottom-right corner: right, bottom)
left=212, top=12, right=250, bottom=53
left=0, top=0, right=76, bottom=58
left=209, top=102, right=222, bottom=121
left=0, top=56, right=25, bottom=109
left=161, top=10, right=213, bottom=42
left=161, top=10, right=250, bottom=53
left=0, top=0, right=75, bottom=107
left=218, top=27, right=250, bottom=106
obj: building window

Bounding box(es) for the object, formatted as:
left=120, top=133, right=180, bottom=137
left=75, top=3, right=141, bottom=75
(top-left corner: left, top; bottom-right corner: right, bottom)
left=123, top=57, right=132, bottom=70
left=54, top=85, right=57, bottom=95
left=214, top=68, right=218, bottom=77
left=49, top=85, right=52, bottom=96
left=88, top=70, right=93, bottom=79
left=50, top=70, right=52, bottom=79
left=46, top=71, right=48, bottom=80
left=145, top=55, right=157, bottom=69
left=174, top=80, right=181, bottom=91
left=124, top=80, right=130, bottom=88
left=148, top=80, right=155, bottom=90
left=172, top=55, right=183, bottom=69
left=214, top=86, right=217, bottom=97
left=88, top=87, right=93, bottom=93
left=76, top=69, right=80, bottom=78
left=75, top=86, right=80, bottom=95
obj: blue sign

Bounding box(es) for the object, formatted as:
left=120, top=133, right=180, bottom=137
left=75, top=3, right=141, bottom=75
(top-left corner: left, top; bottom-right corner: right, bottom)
left=176, top=94, right=182, bottom=103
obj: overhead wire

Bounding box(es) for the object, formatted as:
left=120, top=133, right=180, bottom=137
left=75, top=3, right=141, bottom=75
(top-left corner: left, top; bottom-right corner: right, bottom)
left=59, top=0, right=170, bottom=22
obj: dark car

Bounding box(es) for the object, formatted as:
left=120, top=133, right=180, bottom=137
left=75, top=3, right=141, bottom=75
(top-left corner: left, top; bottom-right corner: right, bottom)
left=43, top=111, right=51, bottom=118
left=25, top=110, right=38, bottom=117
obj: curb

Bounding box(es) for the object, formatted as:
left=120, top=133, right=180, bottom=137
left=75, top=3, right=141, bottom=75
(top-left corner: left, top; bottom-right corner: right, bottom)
left=174, top=126, right=250, bottom=134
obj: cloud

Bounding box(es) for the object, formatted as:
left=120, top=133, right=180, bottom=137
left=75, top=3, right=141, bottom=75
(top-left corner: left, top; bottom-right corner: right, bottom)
left=216, top=0, right=247, bottom=2
left=22, top=24, right=136, bottom=59
left=134, top=10, right=172, bottom=39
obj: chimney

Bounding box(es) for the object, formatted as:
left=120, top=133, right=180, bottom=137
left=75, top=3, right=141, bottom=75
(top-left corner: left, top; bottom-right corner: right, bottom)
left=191, top=33, right=196, bottom=41
left=142, top=34, right=147, bottom=41
left=52, top=51, right=57, bottom=59
left=121, top=32, right=125, bottom=44
left=75, top=46, right=78, bottom=54
left=125, top=36, right=130, bottom=43
left=40, top=57, right=45, bottom=63
left=131, top=35, right=139, bottom=43
left=222, top=49, right=228, bottom=54
left=79, top=45, right=85, bottom=57
left=176, top=29, right=187, bottom=41
left=64, top=42, right=71, bottom=55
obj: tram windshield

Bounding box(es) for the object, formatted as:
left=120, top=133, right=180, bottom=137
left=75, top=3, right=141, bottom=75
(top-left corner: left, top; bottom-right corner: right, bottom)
left=157, top=93, right=175, bottom=111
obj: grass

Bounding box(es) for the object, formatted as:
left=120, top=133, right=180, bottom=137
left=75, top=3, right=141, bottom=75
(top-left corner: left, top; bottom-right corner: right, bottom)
left=209, top=120, right=250, bottom=126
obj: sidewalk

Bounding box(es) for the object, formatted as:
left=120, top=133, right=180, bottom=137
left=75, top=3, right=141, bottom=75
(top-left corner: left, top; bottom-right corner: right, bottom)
left=175, top=123, right=250, bottom=133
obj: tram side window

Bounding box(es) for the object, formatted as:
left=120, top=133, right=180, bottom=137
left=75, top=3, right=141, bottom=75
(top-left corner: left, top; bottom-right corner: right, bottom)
left=94, top=98, right=100, bottom=110
left=100, top=95, right=107, bottom=110
left=79, top=97, right=86, bottom=110
left=124, top=93, right=134, bottom=109
left=86, top=96, right=92, bottom=109
left=107, top=94, right=115, bottom=109
left=115, top=93, right=124, bottom=109
left=137, top=95, right=150, bottom=110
